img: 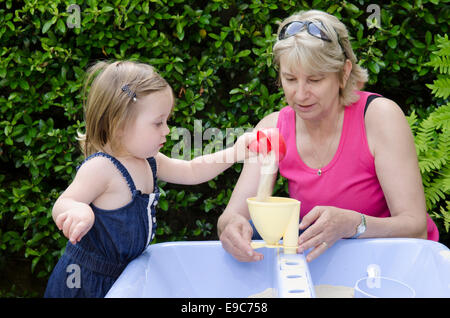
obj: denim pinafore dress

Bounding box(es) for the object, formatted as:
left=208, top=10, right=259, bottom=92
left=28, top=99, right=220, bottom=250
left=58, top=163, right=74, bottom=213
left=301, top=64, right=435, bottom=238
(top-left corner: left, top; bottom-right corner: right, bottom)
left=44, top=152, right=160, bottom=298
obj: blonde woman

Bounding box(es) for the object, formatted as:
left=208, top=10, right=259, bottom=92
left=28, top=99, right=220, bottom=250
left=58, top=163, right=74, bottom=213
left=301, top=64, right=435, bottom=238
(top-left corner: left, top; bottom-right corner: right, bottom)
left=218, top=10, right=438, bottom=263
left=45, top=60, right=256, bottom=297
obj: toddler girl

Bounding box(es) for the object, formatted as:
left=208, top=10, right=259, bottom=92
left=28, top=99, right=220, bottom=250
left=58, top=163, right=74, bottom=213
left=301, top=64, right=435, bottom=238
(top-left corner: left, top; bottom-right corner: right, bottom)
left=44, top=60, right=256, bottom=297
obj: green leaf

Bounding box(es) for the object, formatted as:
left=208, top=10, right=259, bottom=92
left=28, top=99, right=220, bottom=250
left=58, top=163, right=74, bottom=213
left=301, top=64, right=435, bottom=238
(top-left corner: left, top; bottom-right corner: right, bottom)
left=31, top=256, right=41, bottom=273
left=424, top=12, right=436, bottom=25
left=6, top=21, right=15, bottom=31
left=54, top=165, right=65, bottom=172
left=19, top=80, right=30, bottom=90
left=159, top=200, right=168, bottom=211
left=412, top=40, right=426, bottom=49
left=425, top=31, right=432, bottom=46
left=102, top=6, right=114, bottom=13
left=400, top=1, right=413, bottom=11
left=388, top=38, right=397, bottom=49
left=345, top=3, right=359, bottom=14
left=208, top=33, right=220, bottom=40
left=176, top=190, right=185, bottom=201
left=25, top=247, right=39, bottom=257
left=24, top=135, right=32, bottom=146
left=42, top=17, right=57, bottom=33
left=368, top=61, right=380, bottom=74
left=177, top=23, right=183, bottom=34
left=56, top=19, right=66, bottom=33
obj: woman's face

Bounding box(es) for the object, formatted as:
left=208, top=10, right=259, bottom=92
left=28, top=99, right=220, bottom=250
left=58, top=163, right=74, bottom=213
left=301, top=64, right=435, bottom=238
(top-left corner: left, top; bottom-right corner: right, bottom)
left=279, top=54, right=342, bottom=121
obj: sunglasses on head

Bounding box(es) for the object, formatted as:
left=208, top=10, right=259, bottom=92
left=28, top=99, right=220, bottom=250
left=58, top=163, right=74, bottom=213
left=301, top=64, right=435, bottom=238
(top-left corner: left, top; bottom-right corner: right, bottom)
left=279, top=21, right=331, bottom=42
left=278, top=20, right=347, bottom=58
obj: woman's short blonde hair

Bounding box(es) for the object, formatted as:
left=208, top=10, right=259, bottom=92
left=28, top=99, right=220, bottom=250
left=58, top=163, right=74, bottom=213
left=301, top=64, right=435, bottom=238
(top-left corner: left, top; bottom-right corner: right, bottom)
left=78, top=60, right=171, bottom=157
left=273, top=10, right=368, bottom=106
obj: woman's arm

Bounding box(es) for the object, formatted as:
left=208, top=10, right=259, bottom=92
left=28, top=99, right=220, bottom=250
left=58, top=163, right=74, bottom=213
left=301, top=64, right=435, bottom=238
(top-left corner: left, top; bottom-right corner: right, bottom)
left=217, top=154, right=271, bottom=262
left=298, top=98, right=428, bottom=262
left=361, top=97, right=427, bottom=238
left=218, top=112, right=279, bottom=262
left=156, top=132, right=256, bottom=185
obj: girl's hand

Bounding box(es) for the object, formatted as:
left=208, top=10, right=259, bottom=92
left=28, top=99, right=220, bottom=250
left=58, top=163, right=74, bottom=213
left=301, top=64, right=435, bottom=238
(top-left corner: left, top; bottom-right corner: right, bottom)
left=55, top=206, right=95, bottom=245
left=297, top=206, right=361, bottom=262
left=233, top=132, right=258, bottom=162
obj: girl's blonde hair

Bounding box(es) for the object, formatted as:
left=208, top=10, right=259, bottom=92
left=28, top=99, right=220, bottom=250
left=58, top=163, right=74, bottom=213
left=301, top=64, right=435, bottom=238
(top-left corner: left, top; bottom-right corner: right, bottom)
left=78, top=60, right=171, bottom=157
left=273, top=10, right=368, bottom=106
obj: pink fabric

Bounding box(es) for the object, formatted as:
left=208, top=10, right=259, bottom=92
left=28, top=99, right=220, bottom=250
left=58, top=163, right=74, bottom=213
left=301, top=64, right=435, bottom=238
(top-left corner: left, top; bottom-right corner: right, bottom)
left=276, top=91, right=439, bottom=241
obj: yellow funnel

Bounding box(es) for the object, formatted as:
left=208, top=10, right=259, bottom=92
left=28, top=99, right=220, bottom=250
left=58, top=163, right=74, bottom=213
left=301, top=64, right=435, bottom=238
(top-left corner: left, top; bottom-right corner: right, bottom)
left=247, top=197, right=300, bottom=254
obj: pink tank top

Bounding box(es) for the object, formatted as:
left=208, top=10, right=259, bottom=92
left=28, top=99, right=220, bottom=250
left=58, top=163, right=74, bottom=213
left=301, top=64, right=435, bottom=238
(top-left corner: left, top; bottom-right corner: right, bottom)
left=277, top=91, right=439, bottom=241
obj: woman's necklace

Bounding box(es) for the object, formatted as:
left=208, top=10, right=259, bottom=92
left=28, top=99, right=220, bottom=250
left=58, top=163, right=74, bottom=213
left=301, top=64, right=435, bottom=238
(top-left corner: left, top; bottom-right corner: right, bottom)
left=302, top=111, right=342, bottom=176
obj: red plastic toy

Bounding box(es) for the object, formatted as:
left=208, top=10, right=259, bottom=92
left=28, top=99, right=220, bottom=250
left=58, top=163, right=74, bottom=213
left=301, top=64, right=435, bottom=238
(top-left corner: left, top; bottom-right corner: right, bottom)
left=249, top=128, right=286, bottom=162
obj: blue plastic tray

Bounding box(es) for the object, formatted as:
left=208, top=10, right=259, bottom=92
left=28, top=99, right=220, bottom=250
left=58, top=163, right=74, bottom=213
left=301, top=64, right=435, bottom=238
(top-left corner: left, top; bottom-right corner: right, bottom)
left=106, top=238, right=450, bottom=298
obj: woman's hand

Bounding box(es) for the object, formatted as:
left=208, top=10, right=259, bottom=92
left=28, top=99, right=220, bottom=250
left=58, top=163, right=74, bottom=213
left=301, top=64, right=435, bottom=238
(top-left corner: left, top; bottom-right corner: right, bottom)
left=55, top=205, right=95, bottom=245
left=219, top=214, right=264, bottom=262
left=218, top=111, right=279, bottom=262
left=298, top=206, right=360, bottom=262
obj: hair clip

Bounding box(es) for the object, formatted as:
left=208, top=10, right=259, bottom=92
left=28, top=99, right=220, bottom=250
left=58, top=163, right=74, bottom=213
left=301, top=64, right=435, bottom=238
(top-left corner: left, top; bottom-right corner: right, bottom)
left=121, top=84, right=137, bottom=102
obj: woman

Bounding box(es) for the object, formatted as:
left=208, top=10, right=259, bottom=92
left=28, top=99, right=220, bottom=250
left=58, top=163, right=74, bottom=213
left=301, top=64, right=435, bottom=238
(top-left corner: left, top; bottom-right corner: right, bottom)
left=218, top=10, right=438, bottom=263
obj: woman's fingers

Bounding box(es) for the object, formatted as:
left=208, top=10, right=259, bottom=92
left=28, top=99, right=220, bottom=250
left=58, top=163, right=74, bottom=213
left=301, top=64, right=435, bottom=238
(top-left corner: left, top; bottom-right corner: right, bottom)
left=299, top=206, right=323, bottom=230
left=220, top=221, right=263, bottom=262
left=299, top=221, right=324, bottom=247
left=304, top=239, right=334, bottom=262
left=298, top=207, right=328, bottom=249
left=298, top=206, right=336, bottom=261
left=298, top=227, right=335, bottom=262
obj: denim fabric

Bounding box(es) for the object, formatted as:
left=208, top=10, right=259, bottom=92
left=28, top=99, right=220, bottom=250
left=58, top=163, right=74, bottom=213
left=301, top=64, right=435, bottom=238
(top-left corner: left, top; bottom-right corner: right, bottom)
left=44, top=152, right=160, bottom=298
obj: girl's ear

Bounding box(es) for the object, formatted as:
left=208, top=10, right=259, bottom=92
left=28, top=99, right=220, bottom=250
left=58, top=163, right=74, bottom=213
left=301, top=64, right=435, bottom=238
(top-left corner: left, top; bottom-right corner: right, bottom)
left=115, top=126, right=124, bottom=138
left=109, top=123, right=127, bottom=157
left=115, top=121, right=127, bottom=141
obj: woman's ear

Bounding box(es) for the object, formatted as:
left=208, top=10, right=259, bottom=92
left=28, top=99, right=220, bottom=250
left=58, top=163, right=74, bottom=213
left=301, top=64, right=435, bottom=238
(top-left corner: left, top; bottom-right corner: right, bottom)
left=341, top=59, right=353, bottom=89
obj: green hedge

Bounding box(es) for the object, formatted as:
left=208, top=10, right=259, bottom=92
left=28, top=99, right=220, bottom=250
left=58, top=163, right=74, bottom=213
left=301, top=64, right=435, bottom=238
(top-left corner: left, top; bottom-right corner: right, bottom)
left=0, top=0, right=449, bottom=296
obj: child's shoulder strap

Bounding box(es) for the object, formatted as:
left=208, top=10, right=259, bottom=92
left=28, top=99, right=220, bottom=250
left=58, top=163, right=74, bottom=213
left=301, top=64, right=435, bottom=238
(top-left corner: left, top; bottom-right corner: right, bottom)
left=146, top=157, right=159, bottom=194
left=77, top=152, right=137, bottom=193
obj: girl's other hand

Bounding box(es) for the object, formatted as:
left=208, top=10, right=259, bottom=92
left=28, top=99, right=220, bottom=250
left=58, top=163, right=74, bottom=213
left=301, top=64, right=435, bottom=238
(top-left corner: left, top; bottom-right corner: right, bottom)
left=56, top=206, right=95, bottom=245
